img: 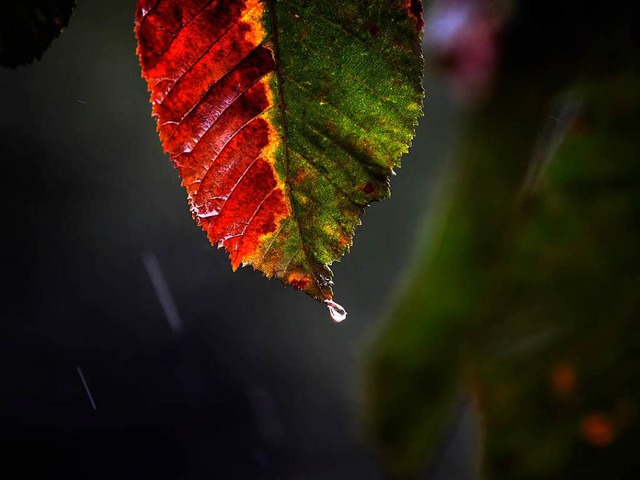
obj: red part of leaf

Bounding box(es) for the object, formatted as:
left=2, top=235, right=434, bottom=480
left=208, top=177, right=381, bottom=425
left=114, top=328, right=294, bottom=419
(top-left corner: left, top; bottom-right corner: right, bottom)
left=136, top=0, right=290, bottom=279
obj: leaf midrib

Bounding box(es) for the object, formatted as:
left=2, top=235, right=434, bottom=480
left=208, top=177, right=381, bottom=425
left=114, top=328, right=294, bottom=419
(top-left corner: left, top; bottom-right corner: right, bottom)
left=266, top=0, right=326, bottom=299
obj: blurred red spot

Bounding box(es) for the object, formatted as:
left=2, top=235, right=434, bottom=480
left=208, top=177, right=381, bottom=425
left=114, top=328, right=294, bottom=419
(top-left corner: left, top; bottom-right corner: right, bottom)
left=568, top=112, right=591, bottom=137
left=363, top=183, right=375, bottom=194
left=580, top=413, right=615, bottom=447
left=550, top=363, right=576, bottom=396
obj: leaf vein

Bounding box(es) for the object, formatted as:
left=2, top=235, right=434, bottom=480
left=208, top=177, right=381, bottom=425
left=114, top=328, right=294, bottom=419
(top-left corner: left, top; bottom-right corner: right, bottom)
left=286, top=110, right=389, bottom=177
left=288, top=147, right=363, bottom=208
left=149, top=0, right=215, bottom=61
left=159, top=2, right=263, bottom=105
left=164, top=56, right=271, bottom=150
left=206, top=150, right=263, bottom=221
left=259, top=218, right=288, bottom=265
left=267, top=0, right=327, bottom=298
left=283, top=73, right=401, bottom=150
left=190, top=109, right=273, bottom=203
left=295, top=189, right=353, bottom=239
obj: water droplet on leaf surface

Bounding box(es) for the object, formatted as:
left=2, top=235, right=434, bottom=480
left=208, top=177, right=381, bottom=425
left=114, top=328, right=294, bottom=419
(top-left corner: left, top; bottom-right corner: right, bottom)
left=324, top=299, right=347, bottom=323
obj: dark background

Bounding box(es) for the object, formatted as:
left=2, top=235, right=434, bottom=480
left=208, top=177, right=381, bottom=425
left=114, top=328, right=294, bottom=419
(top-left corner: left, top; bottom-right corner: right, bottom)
left=0, top=1, right=470, bottom=478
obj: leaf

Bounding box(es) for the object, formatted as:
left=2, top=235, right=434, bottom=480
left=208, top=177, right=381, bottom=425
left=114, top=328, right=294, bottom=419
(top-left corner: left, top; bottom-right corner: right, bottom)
left=134, top=0, right=424, bottom=303
left=0, top=0, right=75, bottom=68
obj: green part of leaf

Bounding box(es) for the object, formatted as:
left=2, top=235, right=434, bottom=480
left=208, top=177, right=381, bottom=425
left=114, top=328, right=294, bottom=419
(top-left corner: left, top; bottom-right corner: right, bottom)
left=259, top=0, right=424, bottom=301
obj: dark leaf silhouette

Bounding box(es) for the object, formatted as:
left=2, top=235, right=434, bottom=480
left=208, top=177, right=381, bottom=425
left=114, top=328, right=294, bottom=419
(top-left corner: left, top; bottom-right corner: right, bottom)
left=0, top=0, right=75, bottom=68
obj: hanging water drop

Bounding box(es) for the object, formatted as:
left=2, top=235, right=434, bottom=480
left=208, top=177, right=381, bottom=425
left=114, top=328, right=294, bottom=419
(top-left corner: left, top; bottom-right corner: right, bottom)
left=324, top=299, right=347, bottom=323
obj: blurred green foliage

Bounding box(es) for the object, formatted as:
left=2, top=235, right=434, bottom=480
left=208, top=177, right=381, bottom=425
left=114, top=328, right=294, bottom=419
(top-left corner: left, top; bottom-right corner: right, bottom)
left=364, top=1, right=640, bottom=478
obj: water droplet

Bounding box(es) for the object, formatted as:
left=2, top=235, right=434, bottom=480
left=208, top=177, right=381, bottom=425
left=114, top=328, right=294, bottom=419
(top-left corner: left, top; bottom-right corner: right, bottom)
left=324, top=299, right=347, bottom=323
